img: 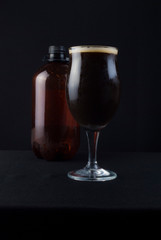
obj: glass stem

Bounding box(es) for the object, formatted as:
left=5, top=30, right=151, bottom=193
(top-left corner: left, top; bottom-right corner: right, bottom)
left=86, top=130, right=100, bottom=170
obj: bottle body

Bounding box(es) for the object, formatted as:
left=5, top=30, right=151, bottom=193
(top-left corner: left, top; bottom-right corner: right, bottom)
left=32, top=61, right=80, bottom=161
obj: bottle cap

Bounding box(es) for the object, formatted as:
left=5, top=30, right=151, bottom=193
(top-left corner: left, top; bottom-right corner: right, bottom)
left=46, top=45, right=68, bottom=62
left=49, top=46, right=66, bottom=54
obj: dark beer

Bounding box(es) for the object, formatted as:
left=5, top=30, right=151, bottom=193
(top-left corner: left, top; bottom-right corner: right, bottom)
left=66, top=46, right=120, bottom=131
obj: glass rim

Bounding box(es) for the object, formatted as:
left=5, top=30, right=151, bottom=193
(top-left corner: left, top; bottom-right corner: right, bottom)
left=69, top=45, right=118, bottom=55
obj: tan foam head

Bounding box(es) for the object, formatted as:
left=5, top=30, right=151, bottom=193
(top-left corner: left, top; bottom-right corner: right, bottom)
left=69, top=45, right=118, bottom=55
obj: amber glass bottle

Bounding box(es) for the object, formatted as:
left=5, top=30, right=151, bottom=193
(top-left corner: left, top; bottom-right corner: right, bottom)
left=32, top=46, right=80, bottom=161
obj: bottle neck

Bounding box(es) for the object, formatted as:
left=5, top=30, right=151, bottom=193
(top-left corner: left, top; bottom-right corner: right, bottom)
left=48, top=52, right=67, bottom=62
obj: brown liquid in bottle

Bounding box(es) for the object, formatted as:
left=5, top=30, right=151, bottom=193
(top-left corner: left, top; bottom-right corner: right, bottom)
left=32, top=46, right=80, bottom=161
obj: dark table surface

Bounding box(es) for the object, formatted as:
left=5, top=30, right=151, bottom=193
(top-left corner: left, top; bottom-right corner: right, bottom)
left=0, top=151, right=161, bottom=235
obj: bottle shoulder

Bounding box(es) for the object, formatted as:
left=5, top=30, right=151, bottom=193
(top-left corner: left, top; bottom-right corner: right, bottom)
left=33, top=61, right=69, bottom=80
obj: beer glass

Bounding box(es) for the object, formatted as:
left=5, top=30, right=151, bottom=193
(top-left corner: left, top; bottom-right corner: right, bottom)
left=66, top=45, right=120, bottom=181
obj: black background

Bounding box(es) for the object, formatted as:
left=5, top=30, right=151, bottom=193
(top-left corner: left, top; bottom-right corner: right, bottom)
left=0, top=0, right=161, bottom=152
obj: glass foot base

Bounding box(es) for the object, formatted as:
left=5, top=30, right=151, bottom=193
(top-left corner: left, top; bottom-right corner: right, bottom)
left=67, top=167, right=117, bottom=182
